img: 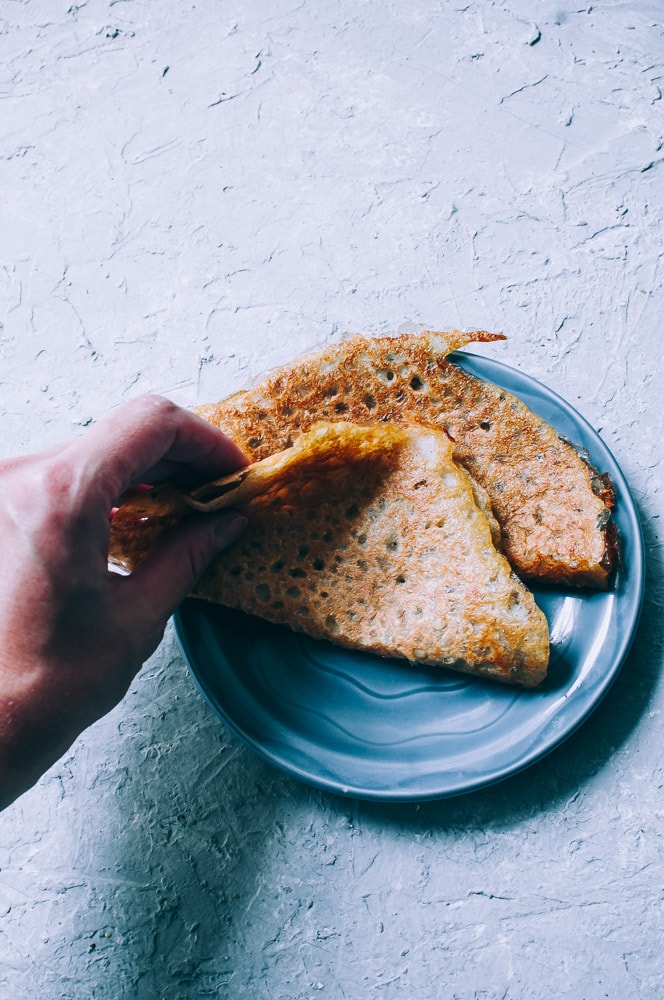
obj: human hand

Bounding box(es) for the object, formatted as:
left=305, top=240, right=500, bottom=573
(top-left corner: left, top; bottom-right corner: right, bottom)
left=0, top=395, right=248, bottom=810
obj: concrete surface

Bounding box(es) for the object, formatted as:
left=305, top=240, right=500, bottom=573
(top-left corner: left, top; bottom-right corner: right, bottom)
left=1, top=1, right=663, bottom=997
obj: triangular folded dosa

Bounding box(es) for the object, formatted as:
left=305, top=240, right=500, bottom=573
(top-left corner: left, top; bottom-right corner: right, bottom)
left=195, top=332, right=616, bottom=589
left=110, top=422, right=550, bottom=687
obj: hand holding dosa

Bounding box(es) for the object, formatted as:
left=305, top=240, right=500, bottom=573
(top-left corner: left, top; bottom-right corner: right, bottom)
left=0, top=395, right=247, bottom=810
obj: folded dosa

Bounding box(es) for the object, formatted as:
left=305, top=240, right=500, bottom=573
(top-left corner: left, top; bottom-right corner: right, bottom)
left=195, top=332, right=616, bottom=589
left=110, top=422, right=550, bottom=687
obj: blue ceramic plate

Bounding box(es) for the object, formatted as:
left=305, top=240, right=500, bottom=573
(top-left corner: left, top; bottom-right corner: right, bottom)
left=174, top=354, right=645, bottom=801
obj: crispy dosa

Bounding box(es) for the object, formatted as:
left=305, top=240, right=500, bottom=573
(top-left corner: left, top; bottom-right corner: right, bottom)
left=195, top=332, right=616, bottom=589
left=109, top=422, right=550, bottom=687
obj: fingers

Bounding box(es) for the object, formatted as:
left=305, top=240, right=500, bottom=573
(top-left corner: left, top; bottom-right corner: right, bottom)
left=117, top=509, right=248, bottom=630
left=65, top=395, right=248, bottom=506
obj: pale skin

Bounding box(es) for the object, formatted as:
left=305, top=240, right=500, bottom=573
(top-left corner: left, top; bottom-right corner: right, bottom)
left=0, top=395, right=248, bottom=811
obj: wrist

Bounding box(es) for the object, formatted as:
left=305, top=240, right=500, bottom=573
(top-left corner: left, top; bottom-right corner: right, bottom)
left=0, top=659, right=86, bottom=810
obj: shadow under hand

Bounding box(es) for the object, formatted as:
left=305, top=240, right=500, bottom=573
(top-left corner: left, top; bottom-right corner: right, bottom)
left=94, top=634, right=296, bottom=1000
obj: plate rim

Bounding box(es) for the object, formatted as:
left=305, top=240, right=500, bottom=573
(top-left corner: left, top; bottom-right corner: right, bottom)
left=174, top=351, right=646, bottom=801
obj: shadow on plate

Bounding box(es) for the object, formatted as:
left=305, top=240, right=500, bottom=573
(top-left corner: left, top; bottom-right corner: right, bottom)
left=337, top=497, right=658, bottom=831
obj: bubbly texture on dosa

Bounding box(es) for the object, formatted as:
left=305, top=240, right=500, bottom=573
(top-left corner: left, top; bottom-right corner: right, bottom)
left=195, top=332, right=617, bottom=589
left=110, top=422, right=550, bottom=688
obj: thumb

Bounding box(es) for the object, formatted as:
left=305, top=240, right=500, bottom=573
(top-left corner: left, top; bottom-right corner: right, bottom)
left=120, top=510, right=247, bottom=625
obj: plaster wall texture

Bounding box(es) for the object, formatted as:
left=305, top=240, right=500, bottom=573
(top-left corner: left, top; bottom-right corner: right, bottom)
left=0, top=1, right=663, bottom=998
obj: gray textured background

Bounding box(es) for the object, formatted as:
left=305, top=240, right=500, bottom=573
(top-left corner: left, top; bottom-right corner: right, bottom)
left=1, top=1, right=663, bottom=997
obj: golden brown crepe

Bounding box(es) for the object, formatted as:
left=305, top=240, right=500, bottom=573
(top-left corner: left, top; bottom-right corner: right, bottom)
left=195, top=331, right=616, bottom=589
left=109, top=422, right=550, bottom=688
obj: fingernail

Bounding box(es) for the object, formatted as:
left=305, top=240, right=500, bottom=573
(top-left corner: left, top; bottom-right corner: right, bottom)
left=213, top=510, right=248, bottom=543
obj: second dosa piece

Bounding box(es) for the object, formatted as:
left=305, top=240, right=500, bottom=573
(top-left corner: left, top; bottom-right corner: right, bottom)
left=196, top=331, right=617, bottom=589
